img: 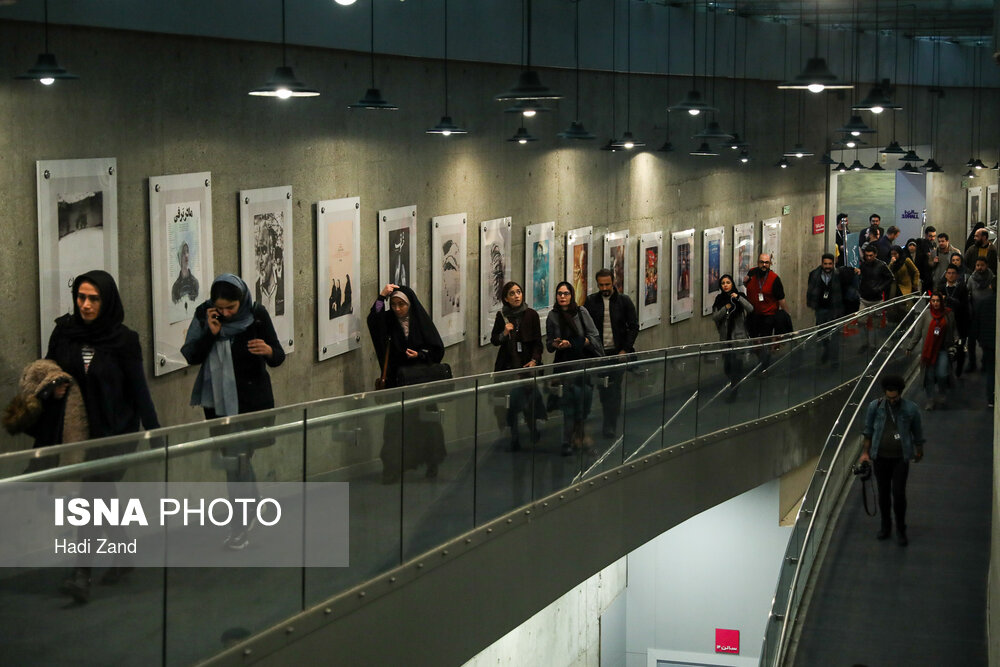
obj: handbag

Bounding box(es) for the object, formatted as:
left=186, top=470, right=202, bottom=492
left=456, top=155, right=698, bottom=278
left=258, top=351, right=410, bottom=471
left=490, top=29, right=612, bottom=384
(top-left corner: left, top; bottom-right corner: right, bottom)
left=396, top=362, right=453, bottom=387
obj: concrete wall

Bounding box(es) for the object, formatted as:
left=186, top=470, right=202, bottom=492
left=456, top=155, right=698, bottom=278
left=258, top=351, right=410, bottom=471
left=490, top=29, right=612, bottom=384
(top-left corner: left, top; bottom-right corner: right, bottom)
left=0, top=19, right=995, bottom=443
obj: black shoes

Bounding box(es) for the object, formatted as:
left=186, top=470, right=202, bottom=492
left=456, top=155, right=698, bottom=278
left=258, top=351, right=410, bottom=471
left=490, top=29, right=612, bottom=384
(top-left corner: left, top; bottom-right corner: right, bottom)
left=896, top=529, right=908, bottom=546
left=876, top=526, right=891, bottom=541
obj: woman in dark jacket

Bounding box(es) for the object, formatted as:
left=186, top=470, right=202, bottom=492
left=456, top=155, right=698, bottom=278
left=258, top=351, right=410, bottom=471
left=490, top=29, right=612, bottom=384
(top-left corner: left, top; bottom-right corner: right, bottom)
left=711, top=274, right=754, bottom=399
left=545, top=281, right=602, bottom=455
left=491, top=280, right=543, bottom=450
left=368, top=283, right=446, bottom=482
left=45, top=269, right=160, bottom=602
left=182, top=274, right=285, bottom=549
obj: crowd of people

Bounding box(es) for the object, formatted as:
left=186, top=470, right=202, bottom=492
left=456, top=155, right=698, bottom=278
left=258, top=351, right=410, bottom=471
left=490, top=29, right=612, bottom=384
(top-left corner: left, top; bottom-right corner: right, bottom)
left=2, top=213, right=995, bottom=589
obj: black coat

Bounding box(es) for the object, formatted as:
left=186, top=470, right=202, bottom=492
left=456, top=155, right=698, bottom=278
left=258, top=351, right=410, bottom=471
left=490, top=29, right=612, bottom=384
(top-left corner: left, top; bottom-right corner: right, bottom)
left=490, top=309, right=543, bottom=372
left=181, top=302, right=286, bottom=413
left=583, top=290, right=639, bottom=354
left=46, top=318, right=159, bottom=439
left=367, top=288, right=444, bottom=389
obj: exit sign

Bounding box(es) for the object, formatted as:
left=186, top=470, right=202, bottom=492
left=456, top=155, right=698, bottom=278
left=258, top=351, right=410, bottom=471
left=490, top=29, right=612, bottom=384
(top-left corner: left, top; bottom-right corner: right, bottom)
left=715, top=628, right=740, bottom=654
left=782, top=205, right=791, bottom=215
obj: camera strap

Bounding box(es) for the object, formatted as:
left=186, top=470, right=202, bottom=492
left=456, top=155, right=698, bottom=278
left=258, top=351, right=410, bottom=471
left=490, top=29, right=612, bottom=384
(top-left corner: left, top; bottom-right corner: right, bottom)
left=860, top=474, right=877, bottom=517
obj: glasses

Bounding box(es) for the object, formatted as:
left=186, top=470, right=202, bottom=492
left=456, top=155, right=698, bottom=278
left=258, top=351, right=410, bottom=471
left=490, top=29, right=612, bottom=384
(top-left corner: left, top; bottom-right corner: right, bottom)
left=758, top=260, right=771, bottom=265
left=556, top=291, right=572, bottom=296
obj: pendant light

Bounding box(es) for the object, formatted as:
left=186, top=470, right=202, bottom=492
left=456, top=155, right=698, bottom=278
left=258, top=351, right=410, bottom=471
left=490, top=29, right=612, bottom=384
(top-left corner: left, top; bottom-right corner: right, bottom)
left=852, top=0, right=900, bottom=113
left=612, top=0, right=645, bottom=149
left=249, top=0, right=319, bottom=97
left=558, top=0, right=595, bottom=140
left=427, top=0, right=467, bottom=135
left=692, top=2, right=729, bottom=143
left=508, top=127, right=539, bottom=143
left=897, top=5, right=924, bottom=164
left=728, top=1, right=749, bottom=154
left=349, top=0, right=397, bottom=109
left=778, top=0, right=851, bottom=92
left=922, top=28, right=943, bottom=173
left=670, top=2, right=717, bottom=116
left=658, top=2, right=676, bottom=151
left=495, top=0, right=561, bottom=101
left=16, top=0, right=77, bottom=85
left=775, top=19, right=793, bottom=167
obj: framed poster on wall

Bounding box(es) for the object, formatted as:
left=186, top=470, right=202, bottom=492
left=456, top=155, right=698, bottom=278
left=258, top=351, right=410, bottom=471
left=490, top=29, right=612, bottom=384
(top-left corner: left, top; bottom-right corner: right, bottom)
left=761, top=218, right=782, bottom=274
left=379, top=205, right=417, bottom=292
left=525, top=221, right=556, bottom=333
left=316, top=196, right=361, bottom=361
left=638, top=231, right=662, bottom=330
left=670, top=229, right=695, bottom=323
left=732, top=222, right=755, bottom=293
left=566, top=226, right=593, bottom=306
left=432, top=212, right=467, bottom=348
left=480, top=217, right=512, bottom=345
left=239, top=185, right=295, bottom=354
left=36, top=158, right=118, bottom=354
left=604, top=230, right=630, bottom=298
left=988, top=185, right=999, bottom=226
left=968, top=186, right=984, bottom=237
left=149, top=171, right=213, bottom=375
left=702, top=226, right=725, bottom=316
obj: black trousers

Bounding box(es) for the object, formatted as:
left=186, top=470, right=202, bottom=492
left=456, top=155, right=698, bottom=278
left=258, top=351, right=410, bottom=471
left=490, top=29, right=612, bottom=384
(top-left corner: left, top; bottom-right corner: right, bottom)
left=873, top=456, right=910, bottom=531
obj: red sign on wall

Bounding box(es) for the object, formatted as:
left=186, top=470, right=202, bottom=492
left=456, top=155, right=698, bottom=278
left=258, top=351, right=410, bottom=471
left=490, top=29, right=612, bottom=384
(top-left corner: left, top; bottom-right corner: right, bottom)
left=715, top=628, right=740, bottom=654
left=812, top=214, right=825, bottom=235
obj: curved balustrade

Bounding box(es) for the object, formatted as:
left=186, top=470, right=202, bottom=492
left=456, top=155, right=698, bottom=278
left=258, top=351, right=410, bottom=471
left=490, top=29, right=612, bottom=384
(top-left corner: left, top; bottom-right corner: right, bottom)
left=759, top=295, right=927, bottom=666
left=0, top=294, right=923, bottom=667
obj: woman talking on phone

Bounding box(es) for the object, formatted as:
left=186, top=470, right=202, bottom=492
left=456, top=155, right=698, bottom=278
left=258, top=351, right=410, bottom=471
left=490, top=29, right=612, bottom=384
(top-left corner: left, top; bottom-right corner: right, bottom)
left=182, top=274, right=285, bottom=549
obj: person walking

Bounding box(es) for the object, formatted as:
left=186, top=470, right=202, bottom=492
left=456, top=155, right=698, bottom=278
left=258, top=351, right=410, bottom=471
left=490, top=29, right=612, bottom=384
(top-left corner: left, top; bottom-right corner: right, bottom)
left=889, top=245, right=921, bottom=297
left=711, top=274, right=753, bottom=399
left=856, top=243, right=895, bottom=351
left=491, top=281, right=543, bottom=451
left=858, top=374, right=925, bottom=546
left=966, top=257, right=996, bottom=375
left=182, top=274, right=286, bottom=549
left=584, top=268, right=638, bottom=438
left=806, top=253, right=856, bottom=365
left=905, top=292, right=957, bottom=410
left=45, top=270, right=160, bottom=602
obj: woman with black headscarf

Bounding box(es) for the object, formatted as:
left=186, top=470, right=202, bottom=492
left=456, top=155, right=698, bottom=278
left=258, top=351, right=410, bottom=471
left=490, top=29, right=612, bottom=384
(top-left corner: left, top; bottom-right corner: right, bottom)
left=711, top=274, right=753, bottom=399
left=545, top=281, right=602, bottom=455
left=182, top=274, right=286, bottom=550
left=44, top=269, right=160, bottom=602
left=368, top=283, right=447, bottom=482
left=491, top=280, right=543, bottom=450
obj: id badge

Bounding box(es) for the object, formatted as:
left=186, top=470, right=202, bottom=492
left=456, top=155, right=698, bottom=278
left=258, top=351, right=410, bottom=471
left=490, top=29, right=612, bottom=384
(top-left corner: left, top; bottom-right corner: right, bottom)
left=823, top=291, right=830, bottom=300
left=758, top=293, right=764, bottom=302
left=933, top=327, right=941, bottom=336
left=893, top=433, right=901, bottom=441
left=516, top=342, right=522, bottom=353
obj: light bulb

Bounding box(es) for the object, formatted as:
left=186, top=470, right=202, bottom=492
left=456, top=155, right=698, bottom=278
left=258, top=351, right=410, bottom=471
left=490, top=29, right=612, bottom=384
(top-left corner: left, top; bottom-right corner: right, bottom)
left=851, top=130, right=861, bottom=137
left=442, top=130, right=451, bottom=137
left=976, top=163, right=984, bottom=169
left=870, top=106, right=884, bottom=114
left=334, top=0, right=357, bottom=5
left=780, top=163, right=788, bottom=169
left=623, top=141, right=634, bottom=149
left=853, top=164, right=862, bottom=171
left=807, top=83, right=825, bottom=94
left=522, top=109, right=536, bottom=118
left=40, top=77, right=55, bottom=85
left=795, top=151, right=804, bottom=158
left=688, top=109, right=700, bottom=116
left=846, top=140, right=857, bottom=148
left=276, top=88, right=292, bottom=99
left=518, top=138, right=527, bottom=144
left=740, top=156, right=749, bottom=163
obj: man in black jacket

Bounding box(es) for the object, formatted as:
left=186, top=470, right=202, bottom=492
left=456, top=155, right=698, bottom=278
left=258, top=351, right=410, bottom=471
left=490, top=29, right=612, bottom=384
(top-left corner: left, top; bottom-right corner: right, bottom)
left=857, top=244, right=895, bottom=351
left=807, top=253, right=858, bottom=365
left=584, top=268, right=639, bottom=438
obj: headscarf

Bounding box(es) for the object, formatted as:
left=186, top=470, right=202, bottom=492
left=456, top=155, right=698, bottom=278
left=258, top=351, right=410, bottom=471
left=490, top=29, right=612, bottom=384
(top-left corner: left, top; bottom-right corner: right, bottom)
left=389, top=290, right=411, bottom=336
left=186, top=274, right=255, bottom=416
left=368, top=285, right=444, bottom=369
left=57, top=270, right=130, bottom=349
left=712, top=274, right=745, bottom=339
left=889, top=245, right=906, bottom=272
left=921, top=293, right=950, bottom=366
left=500, top=281, right=527, bottom=322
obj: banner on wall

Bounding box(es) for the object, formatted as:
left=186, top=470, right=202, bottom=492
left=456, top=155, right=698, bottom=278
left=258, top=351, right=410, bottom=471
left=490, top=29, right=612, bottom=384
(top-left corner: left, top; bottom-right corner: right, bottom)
left=761, top=218, right=781, bottom=275
left=525, top=221, right=556, bottom=334
left=566, top=226, right=593, bottom=306
left=379, top=205, right=417, bottom=293
left=638, top=231, right=662, bottom=330
left=604, top=230, right=630, bottom=298
left=701, top=227, right=725, bottom=316
left=968, top=186, right=983, bottom=239
left=240, top=186, right=295, bottom=354
left=432, top=212, right=467, bottom=348
left=895, top=171, right=926, bottom=242
left=989, top=185, right=999, bottom=226
left=149, top=172, right=213, bottom=375
left=316, top=196, right=361, bottom=361
left=732, top=222, right=755, bottom=293
left=480, top=217, right=512, bottom=345
left=670, top=229, right=694, bottom=323
left=36, top=158, right=119, bottom=355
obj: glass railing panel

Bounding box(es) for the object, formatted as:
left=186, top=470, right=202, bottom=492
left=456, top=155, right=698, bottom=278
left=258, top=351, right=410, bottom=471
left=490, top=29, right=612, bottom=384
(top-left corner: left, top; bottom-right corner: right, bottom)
left=399, top=376, right=477, bottom=561
left=162, top=407, right=305, bottom=667
left=755, top=336, right=792, bottom=415
left=662, top=352, right=699, bottom=447
left=473, top=372, right=539, bottom=525
left=694, top=344, right=758, bottom=434
left=532, top=361, right=593, bottom=498
left=302, top=390, right=404, bottom=607
left=622, top=351, right=667, bottom=460
left=0, top=432, right=166, bottom=667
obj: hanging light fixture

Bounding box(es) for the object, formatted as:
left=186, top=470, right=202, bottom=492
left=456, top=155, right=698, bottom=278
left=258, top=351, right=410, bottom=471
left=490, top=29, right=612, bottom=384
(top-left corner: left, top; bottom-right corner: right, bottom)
left=505, top=100, right=550, bottom=117
left=739, top=149, right=752, bottom=163
left=427, top=0, right=466, bottom=135
left=508, top=127, right=539, bottom=144
left=249, top=0, right=319, bottom=97
left=558, top=0, right=595, bottom=140
left=819, top=153, right=837, bottom=165
left=15, top=0, right=78, bottom=85
left=850, top=159, right=865, bottom=171
left=852, top=0, right=900, bottom=113
left=658, top=3, right=676, bottom=151
left=835, top=162, right=850, bottom=172
left=882, top=140, right=905, bottom=154
left=690, top=142, right=720, bottom=157
left=349, top=0, right=397, bottom=109
left=869, top=160, right=885, bottom=171
left=924, top=159, right=943, bottom=172
left=669, top=2, right=717, bottom=116
left=495, top=0, right=561, bottom=101
left=837, top=115, right=875, bottom=137
left=694, top=121, right=734, bottom=142
left=611, top=0, right=645, bottom=150
left=778, top=0, right=851, bottom=92
left=776, top=157, right=791, bottom=169
left=900, top=162, right=923, bottom=175
left=784, top=143, right=815, bottom=158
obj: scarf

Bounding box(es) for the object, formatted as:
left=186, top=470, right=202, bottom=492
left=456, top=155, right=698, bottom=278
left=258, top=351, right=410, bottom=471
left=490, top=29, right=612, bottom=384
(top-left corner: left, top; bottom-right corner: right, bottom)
left=390, top=290, right=411, bottom=337
left=712, top=275, right=745, bottom=339
left=502, top=300, right=527, bottom=322
left=187, top=274, right=255, bottom=416
left=57, top=270, right=131, bottom=350
left=920, top=305, right=950, bottom=366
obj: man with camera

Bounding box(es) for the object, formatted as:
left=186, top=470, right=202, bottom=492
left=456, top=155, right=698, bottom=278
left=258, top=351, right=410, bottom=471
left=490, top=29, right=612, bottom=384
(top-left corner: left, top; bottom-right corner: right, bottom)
left=858, top=375, right=925, bottom=546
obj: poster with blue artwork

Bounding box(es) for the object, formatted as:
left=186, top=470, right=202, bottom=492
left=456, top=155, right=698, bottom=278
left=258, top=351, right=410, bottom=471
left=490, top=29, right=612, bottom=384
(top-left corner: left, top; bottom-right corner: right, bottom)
left=702, top=226, right=725, bottom=315
left=525, top=222, right=556, bottom=334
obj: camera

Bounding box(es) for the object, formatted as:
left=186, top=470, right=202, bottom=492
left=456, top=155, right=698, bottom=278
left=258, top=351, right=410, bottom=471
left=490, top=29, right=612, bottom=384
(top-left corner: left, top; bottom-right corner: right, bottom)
left=851, top=460, right=871, bottom=481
